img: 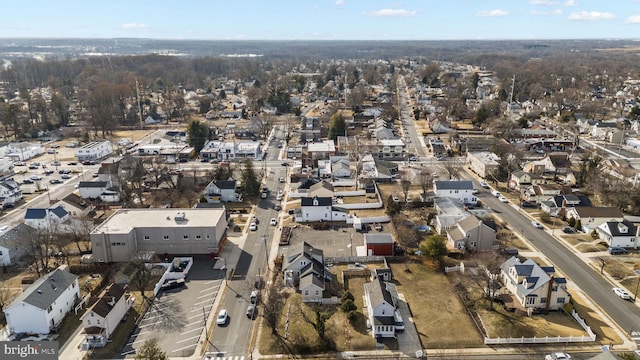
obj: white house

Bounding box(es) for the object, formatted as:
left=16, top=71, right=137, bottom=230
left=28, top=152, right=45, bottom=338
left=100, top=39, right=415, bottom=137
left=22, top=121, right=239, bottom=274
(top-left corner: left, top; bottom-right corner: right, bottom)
left=99, top=190, right=121, bottom=203
left=565, top=207, right=624, bottom=233
left=595, top=221, right=640, bottom=249
left=4, top=266, right=79, bottom=335
left=294, top=196, right=347, bottom=223
left=364, top=276, right=398, bottom=338
left=282, top=242, right=331, bottom=302
left=0, top=223, right=33, bottom=266
left=204, top=179, right=237, bottom=203
left=433, top=180, right=476, bottom=205
left=80, top=283, right=134, bottom=349
left=54, top=193, right=93, bottom=217
left=0, top=157, right=15, bottom=179
left=78, top=181, right=109, bottom=199
left=24, top=206, right=69, bottom=231
left=0, top=179, right=22, bottom=206
left=331, top=158, right=351, bottom=178
left=76, top=141, right=112, bottom=162
left=6, top=142, right=45, bottom=161
left=500, top=257, right=570, bottom=312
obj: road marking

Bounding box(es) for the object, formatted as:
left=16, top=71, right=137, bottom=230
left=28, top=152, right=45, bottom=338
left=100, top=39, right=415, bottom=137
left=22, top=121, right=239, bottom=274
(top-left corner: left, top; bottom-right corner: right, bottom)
left=138, top=320, right=160, bottom=328
left=126, top=336, right=149, bottom=346
left=171, top=343, right=198, bottom=352
left=193, top=298, right=215, bottom=306
left=197, top=291, right=217, bottom=299
left=176, top=334, right=201, bottom=344
left=179, top=327, right=203, bottom=335
left=188, top=312, right=207, bottom=320
left=184, top=319, right=205, bottom=327
left=120, top=349, right=136, bottom=356
left=191, top=305, right=212, bottom=313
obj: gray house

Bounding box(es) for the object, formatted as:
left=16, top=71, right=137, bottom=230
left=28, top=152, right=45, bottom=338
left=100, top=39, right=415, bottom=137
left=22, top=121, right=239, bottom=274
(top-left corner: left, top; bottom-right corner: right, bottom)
left=446, top=215, right=497, bottom=252
left=0, top=223, right=34, bottom=266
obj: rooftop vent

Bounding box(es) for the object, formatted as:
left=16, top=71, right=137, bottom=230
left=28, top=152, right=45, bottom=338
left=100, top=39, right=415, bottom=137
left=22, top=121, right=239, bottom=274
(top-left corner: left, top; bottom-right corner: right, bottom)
left=174, top=212, right=186, bottom=221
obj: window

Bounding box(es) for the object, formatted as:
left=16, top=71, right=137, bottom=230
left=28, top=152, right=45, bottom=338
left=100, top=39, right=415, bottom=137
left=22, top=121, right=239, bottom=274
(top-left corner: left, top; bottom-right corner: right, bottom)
left=206, top=235, right=211, bottom=239
left=304, top=290, right=309, bottom=296
left=540, top=297, right=547, bottom=304
left=526, top=297, right=535, bottom=305
left=47, top=306, right=52, bottom=313
left=183, top=235, right=189, bottom=240
left=195, top=235, right=202, bottom=240
left=143, top=235, right=150, bottom=241
left=557, top=297, right=566, bottom=304
left=163, top=235, right=169, bottom=241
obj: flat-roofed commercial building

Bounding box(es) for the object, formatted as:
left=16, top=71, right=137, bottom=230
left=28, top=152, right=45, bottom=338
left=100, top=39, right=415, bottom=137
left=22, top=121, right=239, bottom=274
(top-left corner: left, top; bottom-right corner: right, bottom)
left=90, top=208, right=227, bottom=262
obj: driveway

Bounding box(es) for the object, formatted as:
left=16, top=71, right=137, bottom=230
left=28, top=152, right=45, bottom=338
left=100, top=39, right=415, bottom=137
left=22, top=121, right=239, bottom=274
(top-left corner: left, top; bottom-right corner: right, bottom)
left=285, top=225, right=365, bottom=258
left=396, top=293, right=423, bottom=357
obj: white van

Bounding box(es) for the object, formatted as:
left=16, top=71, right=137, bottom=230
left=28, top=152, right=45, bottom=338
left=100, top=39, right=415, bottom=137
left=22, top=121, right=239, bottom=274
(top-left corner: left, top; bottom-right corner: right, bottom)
left=394, top=311, right=405, bottom=332
left=491, top=189, right=501, bottom=197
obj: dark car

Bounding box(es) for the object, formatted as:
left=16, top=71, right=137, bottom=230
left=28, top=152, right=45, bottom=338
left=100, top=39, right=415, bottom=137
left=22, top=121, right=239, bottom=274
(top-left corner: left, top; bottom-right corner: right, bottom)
left=273, top=204, right=282, bottom=211
left=281, top=162, right=290, bottom=167
left=500, top=248, right=519, bottom=256
left=562, top=226, right=576, bottom=234
left=161, top=278, right=186, bottom=291
left=608, top=247, right=628, bottom=255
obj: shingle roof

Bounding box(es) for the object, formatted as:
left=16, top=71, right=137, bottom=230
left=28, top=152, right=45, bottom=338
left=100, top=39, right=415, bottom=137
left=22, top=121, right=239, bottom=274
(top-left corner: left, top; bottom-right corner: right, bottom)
left=84, top=283, right=126, bottom=318
left=572, top=206, right=623, bottom=219
left=364, top=233, right=394, bottom=244
left=59, top=193, right=91, bottom=210
left=435, top=180, right=473, bottom=190
left=0, top=223, right=35, bottom=251
left=301, top=196, right=332, bottom=206
left=9, top=268, right=78, bottom=311
left=213, top=180, right=236, bottom=190
left=366, top=276, right=394, bottom=310
left=79, top=181, right=108, bottom=188
left=25, top=208, right=46, bottom=219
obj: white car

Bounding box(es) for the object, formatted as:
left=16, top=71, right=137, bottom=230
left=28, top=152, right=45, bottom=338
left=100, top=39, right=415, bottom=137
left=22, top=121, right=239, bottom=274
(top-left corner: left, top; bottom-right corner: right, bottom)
left=531, top=221, right=543, bottom=229
left=392, top=195, right=399, bottom=202
left=498, top=196, right=508, bottom=203
left=250, top=222, right=258, bottom=231
left=545, top=352, right=571, bottom=360
left=270, top=218, right=277, bottom=226
left=216, top=309, right=228, bottom=326
left=612, top=287, right=631, bottom=300
left=479, top=181, right=489, bottom=188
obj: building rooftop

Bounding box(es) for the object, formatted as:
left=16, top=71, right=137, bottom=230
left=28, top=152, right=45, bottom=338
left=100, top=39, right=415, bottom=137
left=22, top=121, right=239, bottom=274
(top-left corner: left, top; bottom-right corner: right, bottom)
left=91, top=208, right=226, bottom=235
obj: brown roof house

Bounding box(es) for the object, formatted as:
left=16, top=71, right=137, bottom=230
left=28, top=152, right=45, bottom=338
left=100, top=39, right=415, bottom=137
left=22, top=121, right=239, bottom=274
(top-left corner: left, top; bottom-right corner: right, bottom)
left=80, top=283, right=134, bottom=349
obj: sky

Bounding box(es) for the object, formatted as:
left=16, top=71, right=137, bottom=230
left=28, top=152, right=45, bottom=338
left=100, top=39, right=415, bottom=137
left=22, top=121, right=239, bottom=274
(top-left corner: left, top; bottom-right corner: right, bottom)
left=2, top=0, right=640, bottom=40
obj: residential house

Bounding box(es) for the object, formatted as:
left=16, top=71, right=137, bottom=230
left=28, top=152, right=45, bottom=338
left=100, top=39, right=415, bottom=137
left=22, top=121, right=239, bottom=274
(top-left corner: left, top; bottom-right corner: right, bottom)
left=0, top=179, right=22, bottom=206
left=378, top=139, right=406, bottom=160
left=204, top=179, right=237, bottom=203
left=363, top=276, right=398, bottom=338
left=6, top=142, right=45, bottom=161
left=500, top=257, right=570, bottom=312
left=446, top=215, right=498, bottom=252
left=24, top=206, right=69, bottom=231
left=364, top=233, right=395, bottom=256
left=294, top=196, right=347, bottom=223
left=0, top=224, right=33, bottom=266
left=76, top=141, right=112, bottom=162
left=591, top=121, right=619, bottom=140
left=4, top=266, right=80, bottom=335
left=434, top=197, right=470, bottom=235
left=54, top=193, right=93, bottom=217
left=522, top=184, right=570, bottom=204
left=90, top=208, right=228, bottom=263
left=433, top=180, right=477, bottom=205
left=331, top=158, right=351, bottom=178
left=600, top=158, right=640, bottom=184
left=307, top=140, right=336, bottom=160
left=80, top=284, right=134, bottom=349
left=466, top=151, right=500, bottom=178
left=0, top=157, right=15, bottom=180
left=78, top=181, right=109, bottom=199
left=282, top=242, right=330, bottom=303
left=595, top=221, right=640, bottom=249
left=509, top=171, right=545, bottom=190
left=565, top=207, right=624, bottom=233
left=308, top=181, right=334, bottom=199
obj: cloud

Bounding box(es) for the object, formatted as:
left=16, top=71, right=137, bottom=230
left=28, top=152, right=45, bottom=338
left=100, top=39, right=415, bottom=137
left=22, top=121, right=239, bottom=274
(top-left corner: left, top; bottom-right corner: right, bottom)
left=530, top=9, right=563, bottom=16
left=476, top=9, right=508, bottom=17
left=530, top=0, right=555, bottom=5
left=568, top=11, right=615, bottom=20
left=335, top=0, right=345, bottom=5
left=565, top=0, right=577, bottom=6
left=121, top=23, right=147, bottom=29
left=626, top=15, right=640, bottom=23
left=367, top=8, right=417, bottom=17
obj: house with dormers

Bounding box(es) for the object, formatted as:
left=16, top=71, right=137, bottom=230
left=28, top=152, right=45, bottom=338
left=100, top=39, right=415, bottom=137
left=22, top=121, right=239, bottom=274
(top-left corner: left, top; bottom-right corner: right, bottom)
left=500, top=257, right=570, bottom=313
left=364, top=275, right=399, bottom=338
left=595, top=220, right=640, bottom=249
left=4, top=266, right=79, bottom=335
left=54, top=193, right=93, bottom=218
left=294, top=196, right=347, bottom=223
left=283, top=242, right=331, bottom=303
left=80, top=283, right=134, bottom=349
left=446, top=215, right=497, bottom=252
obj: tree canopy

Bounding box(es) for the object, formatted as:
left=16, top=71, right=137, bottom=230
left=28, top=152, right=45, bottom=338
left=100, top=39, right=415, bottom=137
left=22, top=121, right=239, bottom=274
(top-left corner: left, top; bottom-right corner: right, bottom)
left=186, top=119, right=209, bottom=154
left=328, top=112, right=346, bottom=140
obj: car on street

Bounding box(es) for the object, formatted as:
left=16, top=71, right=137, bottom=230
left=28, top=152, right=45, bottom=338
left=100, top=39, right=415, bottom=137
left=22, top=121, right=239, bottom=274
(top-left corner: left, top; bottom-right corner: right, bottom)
left=30, top=176, right=42, bottom=181
left=28, top=164, right=38, bottom=170
left=545, top=353, right=571, bottom=360
left=47, top=149, right=58, bottom=154
left=562, top=226, right=576, bottom=233
left=60, top=174, right=71, bottom=179
left=22, top=179, right=34, bottom=184
left=612, top=287, right=631, bottom=300
left=49, top=179, right=63, bottom=184
left=51, top=161, right=61, bottom=166
left=479, top=181, right=489, bottom=188
left=531, top=221, right=543, bottom=229
left=59, top=169, right=71, bottom=174
left=270, top=218, right=277, bottom=226
left=65, top=142, right=77, bottom=148
left=50, top=144, right=60, bottom=148
left=409, top=156, right=418, bottom=161
left=14, top=161, right=25, bottom=166
left=44, top=170, right=54, bottom=175
left=273, top=204, right=281, bottom=211
left=279, top=176, right=285, bottom=183
left=216, top=309, right=229, bottom=326
left=281, top=162, right=290, bottom=167
left=498, top=196, right=508, bottom=203
left=250, top=222, right=258, bottom=231
left=67, top=162, right=77, bottom=166
left=246, top=304, right=256, bottom=319
left=608, top=246, right=628, bottom=255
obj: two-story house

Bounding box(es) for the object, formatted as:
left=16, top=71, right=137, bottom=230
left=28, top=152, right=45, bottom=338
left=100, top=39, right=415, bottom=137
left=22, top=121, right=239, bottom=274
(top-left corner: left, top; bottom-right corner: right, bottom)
left=283, top=242, right=331, bottom=303
left=0, top=179, right=22, bottom=206
left=565, top=206, right=624, bottom=233
left=204, top=179, right=238, bottom=203
left=4, top=266, right=79, bottom=335
left=80, top=283, right=134, bottom=349
left=364, top=276, right=398, bottom=338
left=24, top=206, right=69, bottom=231
left=433, top=180, right=477, bottom=205
left=446, top=215, right=498, bottom=252
left=294, top=196, right=347, bottom=223
left=500, top=257, right=570, bottom=313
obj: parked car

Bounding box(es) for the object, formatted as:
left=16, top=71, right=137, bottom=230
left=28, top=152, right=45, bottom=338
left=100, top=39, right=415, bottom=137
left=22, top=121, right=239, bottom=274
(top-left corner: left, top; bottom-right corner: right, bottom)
left=30, top=176, right=42, bottom=181
left=50, top=144, right=60, bottom=148
left=562, top=226, right=576, bottom=234
left=60, top=174, right=71, bottom=179
left=216, top=309, right=229, bottom=326
left=500, top=248, right=519, bottom=256
left=161, top=278, right=186, bottom=291
left=49, top=179, right=63, bottom=184
left=246, top=304, right=256, bottom=319
left=608, top=246, right=628, bottom=255
left=612, top=287, right=631, bottom=300
left=273, top=204, right=282, bottom=211
left=491, top=189, right=501, bottom=197
left=545, top=353, right=571, bottom=360
left=47, top=149, right=58, bottom=154
left=392, top=195, right=399, bottom=202
left=498, top=196, right=508, bottom=203
left=270, top=218, right=277, bottom=226
left=479, top=181, right=489, bottom=188
left=531, top=221, right=543, bottom=229
left=250, top=222, right=258, bottom=231
left=408, top=156, right=418, bottom=161
left=65, top=142, right=77, bottom=148
left=51, top=161, right=61, bottom=166
left=22, top=179, right=34, bottom=184
left=250, top=290, right=260, bottom=304
left=281, top=162, right=290, bottom=167
left=279, top=176, right=285, bottom=183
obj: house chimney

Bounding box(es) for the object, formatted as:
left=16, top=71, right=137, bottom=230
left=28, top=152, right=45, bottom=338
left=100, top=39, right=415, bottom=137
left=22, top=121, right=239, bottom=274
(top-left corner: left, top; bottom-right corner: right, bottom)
left=545, top=274, right=554, bottom=313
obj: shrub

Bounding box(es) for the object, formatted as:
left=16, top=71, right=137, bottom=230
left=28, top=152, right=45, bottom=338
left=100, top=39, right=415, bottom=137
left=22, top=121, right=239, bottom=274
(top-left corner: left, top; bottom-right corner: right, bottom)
left=346, top=310, right=358, bottom=323
left=341, top=290, right=354, bottom=302
left=574, top=219, right=582, bottom=231
left=567, top=217, right=576, bottom=227
left=341, top=299, right=357, bottom=313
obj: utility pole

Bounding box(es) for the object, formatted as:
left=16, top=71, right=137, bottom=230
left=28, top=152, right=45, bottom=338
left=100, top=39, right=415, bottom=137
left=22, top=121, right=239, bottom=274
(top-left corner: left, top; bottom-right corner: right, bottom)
left=135, top=78, right=143, bottom=129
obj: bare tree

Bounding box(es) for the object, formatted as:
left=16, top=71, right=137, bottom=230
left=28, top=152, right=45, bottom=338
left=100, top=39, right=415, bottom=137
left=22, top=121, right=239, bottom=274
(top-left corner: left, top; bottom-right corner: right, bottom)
left=418, top=168, right=433, bottom=196
left=129, top=252, right=161, bottom=305
left=466, top=252, right=504, bottom=311
left=251, top=114, right=274, bottom=140
left=262, top=280, right=287, bottom=335
left=441, top=158, right=463, bottom=180
left=22, top=224, right=58, bottom=276
left=400, top=177, right=412, bottom=202
left=0, top=280, right=13, bottom=322
left=298, top=303, right=335, bottom=350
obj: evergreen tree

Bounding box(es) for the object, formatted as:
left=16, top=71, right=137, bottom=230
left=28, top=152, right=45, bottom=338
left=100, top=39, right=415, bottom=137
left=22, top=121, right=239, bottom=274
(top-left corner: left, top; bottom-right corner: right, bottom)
left=328, top=113, right=346, bottom=140
left=186, top=119, right=209, bottom=154
left=241, top=159, right=261, bottom=199
left=134, top=338, right=168, bottom=360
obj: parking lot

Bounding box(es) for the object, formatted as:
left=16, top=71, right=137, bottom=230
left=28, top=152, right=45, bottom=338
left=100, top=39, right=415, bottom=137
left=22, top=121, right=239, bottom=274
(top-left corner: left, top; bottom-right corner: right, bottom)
left=283, top=224, right=365, bottom=258
left=121, top=259, right=223, bottom=358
